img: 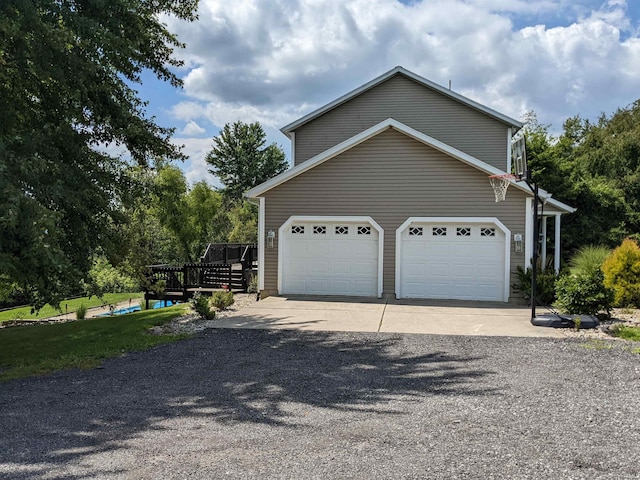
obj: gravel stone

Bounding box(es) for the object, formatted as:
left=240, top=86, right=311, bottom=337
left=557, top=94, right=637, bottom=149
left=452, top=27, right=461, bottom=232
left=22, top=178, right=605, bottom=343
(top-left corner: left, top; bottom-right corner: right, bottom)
left=1, top=330, right=639, bottom=479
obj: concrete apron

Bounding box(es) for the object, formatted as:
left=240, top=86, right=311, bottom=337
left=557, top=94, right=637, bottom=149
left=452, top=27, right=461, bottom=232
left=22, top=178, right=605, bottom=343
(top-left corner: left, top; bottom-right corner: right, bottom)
left=213, top=296, right=565, bottom=338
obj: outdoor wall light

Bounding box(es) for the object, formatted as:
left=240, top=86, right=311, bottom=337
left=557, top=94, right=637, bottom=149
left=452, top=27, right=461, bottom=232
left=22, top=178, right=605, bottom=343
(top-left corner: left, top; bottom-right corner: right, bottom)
left=267, top=230, right=275, bottom=249
left=514, top=233, right=523, bottom=253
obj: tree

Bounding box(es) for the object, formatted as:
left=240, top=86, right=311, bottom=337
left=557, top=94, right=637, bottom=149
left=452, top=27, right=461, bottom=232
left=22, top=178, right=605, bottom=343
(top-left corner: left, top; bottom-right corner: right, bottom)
left=0, top=0, right=198, bottom=308
left=227, top=201, right=258, bottom=243
left=205, top=121, right=288, bottom=202
left=152, top=166, right=223, bottom=263
left=523, top=103, right=640, bottom=258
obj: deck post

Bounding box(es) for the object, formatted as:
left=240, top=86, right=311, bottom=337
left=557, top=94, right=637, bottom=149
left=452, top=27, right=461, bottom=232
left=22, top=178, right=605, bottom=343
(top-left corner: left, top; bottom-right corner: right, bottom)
left=183, top=264, right=188, bottom=298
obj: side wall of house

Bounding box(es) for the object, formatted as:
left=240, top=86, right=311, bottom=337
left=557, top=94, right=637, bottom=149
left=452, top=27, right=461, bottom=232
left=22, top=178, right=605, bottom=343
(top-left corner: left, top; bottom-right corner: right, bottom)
left=263, top=128, right=528, bottom=300
left=293, top=74, right=510, bottom=171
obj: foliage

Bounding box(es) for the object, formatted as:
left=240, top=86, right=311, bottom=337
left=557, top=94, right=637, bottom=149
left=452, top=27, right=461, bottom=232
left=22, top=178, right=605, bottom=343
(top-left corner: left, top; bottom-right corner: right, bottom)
left=227, top=201, right=258, bottom=243
left=569, top=245, right=612, bottom=276
left=0, top=0, right=198, bottom=309
left=524, top=102, right=640, bottom=258
left=153, top=166, right=224, bottom=262
left=0, top=305, right=188, bottom=381
left=247, top=274, right=258, bottom=294
left=609, top=325, right=640, bottom=342
left=554, top=270, right=613, bottom=316
left=512, top=264, right=558, bottom=305
left=84, top=257, right=139, bottom=296
left=76, top=304, right=87, bottom=320
left=189, top=292, right=215, bottom=320
left=0, top=277, right=29, bottom=310
left=206, top=121, right=288, bottom=202
left=210, top=291, right=234, bottom=310
left=602, top=238, right=640, bottom=307
left=0, top=292, right=143, bottom=323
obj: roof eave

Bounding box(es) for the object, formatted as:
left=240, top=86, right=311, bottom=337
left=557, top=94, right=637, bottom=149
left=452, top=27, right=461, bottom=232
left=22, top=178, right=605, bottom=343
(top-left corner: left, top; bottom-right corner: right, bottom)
left=280, top=66, right=523, bottom=136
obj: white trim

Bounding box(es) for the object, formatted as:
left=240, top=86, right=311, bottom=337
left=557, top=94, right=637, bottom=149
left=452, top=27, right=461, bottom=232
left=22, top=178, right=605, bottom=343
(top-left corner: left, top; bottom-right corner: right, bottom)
left=258, top=197, right=265, bottom=291
left=545, top=197, right=576, bottom=214
left=395, top=217, right=511, bottom=302
left=247, top=117, right=576, bottom=215
left=554, top=214, right=561, bottom=273
left=250, top=118, right=509, bottom=197
left=541, top=216, right=548, bottom=268
left=290, top=131, right=296, bottom=166
left=507, top=128, right=512, bottom=173
left=281, top=66, right=522, bottom=135
left=277, top=216, right=384, bottom=298
left=525, top=198, right=533, bottom=269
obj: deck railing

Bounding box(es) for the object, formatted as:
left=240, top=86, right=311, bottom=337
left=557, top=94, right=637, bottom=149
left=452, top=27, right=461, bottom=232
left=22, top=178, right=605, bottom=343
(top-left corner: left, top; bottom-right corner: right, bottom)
left=146, top=263, right=240, bottom=293
left=200, top=243, right=257, bottom=268
left=145, top=244, right=258, bottom=305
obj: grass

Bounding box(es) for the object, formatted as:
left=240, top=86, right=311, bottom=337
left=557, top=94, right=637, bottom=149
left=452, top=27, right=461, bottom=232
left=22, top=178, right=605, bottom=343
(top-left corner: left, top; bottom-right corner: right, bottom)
left=0, top=292, right=143, bottom=323
left=0, top=304, right=189, bottom=381
left=609, top=325, right=640, bottom=342
left=580, top=339, right=615, bottom=351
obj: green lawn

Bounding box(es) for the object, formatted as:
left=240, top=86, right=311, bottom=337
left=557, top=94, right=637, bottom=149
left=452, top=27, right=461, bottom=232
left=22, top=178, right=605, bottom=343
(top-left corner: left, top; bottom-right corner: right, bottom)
left=0, top=292, right=143, bottom=323
left=610, top=325, right=640, bottom=342
left=0, top=304, right=189, bottom=381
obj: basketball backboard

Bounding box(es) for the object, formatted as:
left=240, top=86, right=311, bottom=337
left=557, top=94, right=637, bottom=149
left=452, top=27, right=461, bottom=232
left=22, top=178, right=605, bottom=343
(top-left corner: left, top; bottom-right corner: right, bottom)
left=511, top=136, right=527, bottom=179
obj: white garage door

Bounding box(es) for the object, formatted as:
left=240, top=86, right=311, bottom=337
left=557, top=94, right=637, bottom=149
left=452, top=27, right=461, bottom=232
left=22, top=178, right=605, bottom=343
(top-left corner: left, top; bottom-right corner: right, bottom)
left=281, top=220, right=379, bottom=296
left=398, top=221, right=506, bottom=301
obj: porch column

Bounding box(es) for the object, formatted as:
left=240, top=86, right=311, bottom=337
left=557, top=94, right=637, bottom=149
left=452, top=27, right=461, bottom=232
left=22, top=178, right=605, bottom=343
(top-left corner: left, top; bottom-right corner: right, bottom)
left=541, top=216, right=548, bottom=269
left=525, top=197, right=533, bottom=268
left=554, top=214, right=561, bottom=273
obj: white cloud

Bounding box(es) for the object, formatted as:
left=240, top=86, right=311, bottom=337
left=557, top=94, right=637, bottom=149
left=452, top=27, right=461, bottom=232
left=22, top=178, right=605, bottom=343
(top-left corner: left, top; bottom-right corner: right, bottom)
left=171, top=137, right=217, bottom=186
left=180, top=120, right=206, bottom=136
left=163, top=0, right=640, bottom=143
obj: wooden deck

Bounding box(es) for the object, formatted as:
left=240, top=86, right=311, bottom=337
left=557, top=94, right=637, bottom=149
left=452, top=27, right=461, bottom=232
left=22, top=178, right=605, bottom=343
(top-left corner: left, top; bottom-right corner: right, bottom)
left=144, top=262, right=256, bottom=307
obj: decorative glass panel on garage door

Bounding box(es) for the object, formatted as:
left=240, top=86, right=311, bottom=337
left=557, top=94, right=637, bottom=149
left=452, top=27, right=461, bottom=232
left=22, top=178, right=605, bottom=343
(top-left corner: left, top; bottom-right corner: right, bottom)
left=399, top=222, right=505, bottom=301
left=281, top=221, right=379, bottom=296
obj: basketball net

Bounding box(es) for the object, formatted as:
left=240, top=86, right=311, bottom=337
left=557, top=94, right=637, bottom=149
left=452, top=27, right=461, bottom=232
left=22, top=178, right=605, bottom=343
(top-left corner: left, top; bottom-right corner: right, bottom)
left=489, top=174, right=518, bottom=202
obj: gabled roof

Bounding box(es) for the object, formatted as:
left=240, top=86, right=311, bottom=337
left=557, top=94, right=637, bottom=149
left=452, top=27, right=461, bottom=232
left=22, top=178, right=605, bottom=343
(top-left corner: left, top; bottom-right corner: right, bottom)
left=246, top=118, right=575, bottom=214
left=281, top=66, right=523, bottom=136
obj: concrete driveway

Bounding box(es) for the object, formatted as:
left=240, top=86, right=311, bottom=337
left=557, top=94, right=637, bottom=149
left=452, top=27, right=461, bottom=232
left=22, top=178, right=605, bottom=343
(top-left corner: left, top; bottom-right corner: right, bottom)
left=214, top=295, right=565, bottom=338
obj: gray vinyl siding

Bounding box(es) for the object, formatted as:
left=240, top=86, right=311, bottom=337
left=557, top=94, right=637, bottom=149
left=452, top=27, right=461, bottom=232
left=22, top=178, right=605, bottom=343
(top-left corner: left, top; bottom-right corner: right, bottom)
left=263, top=128, right=528, bottom=300
left=293, top=74, right=509, bottom=170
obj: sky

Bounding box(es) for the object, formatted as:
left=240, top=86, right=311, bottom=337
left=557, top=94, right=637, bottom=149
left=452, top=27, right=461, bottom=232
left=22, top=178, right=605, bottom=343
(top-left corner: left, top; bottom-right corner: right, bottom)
left=134, top=0, right=640, bottom=186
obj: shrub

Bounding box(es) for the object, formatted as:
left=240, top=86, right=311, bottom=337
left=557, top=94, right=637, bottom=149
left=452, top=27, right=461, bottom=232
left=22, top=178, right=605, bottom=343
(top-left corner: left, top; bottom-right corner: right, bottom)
left=210, top=291, right=234, bottom=310
left=86, top=257, right=138, bottom=295
left=554, top=270, right=613, bottom=316
left=189, top=292, right=215, bottom=320
left=569, top=245, right=612, bottom=276
left=602, top=238, right=640, bottom=307
left=247, top=274, right=258, bottom=294
left=512, top=265, right=558, bottom=305
left=76, top=304, right=87, bottom=320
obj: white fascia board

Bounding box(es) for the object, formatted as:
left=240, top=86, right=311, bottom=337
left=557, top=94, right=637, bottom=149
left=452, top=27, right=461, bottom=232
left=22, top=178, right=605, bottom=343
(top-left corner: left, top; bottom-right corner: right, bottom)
left=248, top=118, right=509, bottom=198
left=511, top=181, right=576, bottom=213
left=545, top=197, right=576, bottom=214
left=246, top=119, right=396, bottom=197
left=281, top=66, right=522, bottom=136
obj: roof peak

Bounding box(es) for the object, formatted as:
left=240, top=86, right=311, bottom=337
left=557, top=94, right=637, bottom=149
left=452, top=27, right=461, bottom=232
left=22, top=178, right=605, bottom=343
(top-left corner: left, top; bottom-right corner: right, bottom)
left=281, top=66, right=522, bottom=135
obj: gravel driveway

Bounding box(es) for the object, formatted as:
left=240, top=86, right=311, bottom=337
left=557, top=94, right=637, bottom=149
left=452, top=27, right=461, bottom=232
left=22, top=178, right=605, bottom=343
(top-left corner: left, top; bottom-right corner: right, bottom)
left=1, top=329, right=639, bottom=479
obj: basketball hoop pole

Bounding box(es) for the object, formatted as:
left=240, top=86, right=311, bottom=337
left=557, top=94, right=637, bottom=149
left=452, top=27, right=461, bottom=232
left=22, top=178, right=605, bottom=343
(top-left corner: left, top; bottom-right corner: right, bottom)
left=522, top=172, right=540, bottom=322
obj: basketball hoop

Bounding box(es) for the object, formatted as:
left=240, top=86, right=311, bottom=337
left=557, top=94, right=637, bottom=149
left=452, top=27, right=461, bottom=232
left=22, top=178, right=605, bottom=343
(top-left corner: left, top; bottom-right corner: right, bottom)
left=489, top=174, right=518, bottom=202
